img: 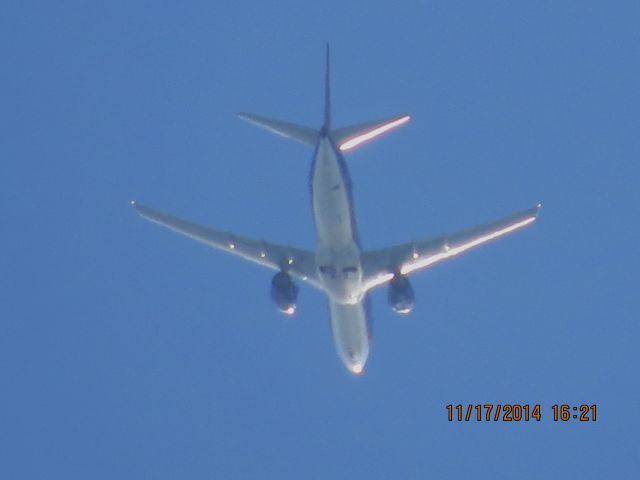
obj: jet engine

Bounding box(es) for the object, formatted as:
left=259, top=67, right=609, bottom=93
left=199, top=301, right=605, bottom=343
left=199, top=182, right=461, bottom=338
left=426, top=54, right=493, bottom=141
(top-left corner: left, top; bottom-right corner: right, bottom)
left=387, top=274, right=415, bottom=315
left=271, top=271, right=299, bottom=316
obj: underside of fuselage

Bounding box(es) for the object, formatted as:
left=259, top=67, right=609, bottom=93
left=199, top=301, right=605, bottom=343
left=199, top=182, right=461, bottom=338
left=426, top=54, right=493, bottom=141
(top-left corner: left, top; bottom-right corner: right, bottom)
left=311, top=134, right=357, bottom=248
left=328, top=300, right=370, bottom=375
left=311, top=132, right=371, bottom=374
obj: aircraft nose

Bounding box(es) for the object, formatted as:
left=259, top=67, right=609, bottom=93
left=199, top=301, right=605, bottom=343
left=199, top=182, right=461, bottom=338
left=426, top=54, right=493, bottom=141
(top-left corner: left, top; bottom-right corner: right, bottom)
left=329, top=301, right=370, bottom=376
left=348, top=360, right=365, bottom=376
left=343, top=352, right=367, bottom=376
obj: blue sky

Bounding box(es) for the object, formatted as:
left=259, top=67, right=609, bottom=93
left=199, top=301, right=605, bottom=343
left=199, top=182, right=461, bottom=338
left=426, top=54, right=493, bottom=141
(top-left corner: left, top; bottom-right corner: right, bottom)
left=2, top=1, right=638, bottom=478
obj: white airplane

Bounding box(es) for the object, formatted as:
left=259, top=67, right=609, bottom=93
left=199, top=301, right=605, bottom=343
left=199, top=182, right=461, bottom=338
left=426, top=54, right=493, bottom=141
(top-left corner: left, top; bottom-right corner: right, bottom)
left=132, top=47, right=540, bottom=375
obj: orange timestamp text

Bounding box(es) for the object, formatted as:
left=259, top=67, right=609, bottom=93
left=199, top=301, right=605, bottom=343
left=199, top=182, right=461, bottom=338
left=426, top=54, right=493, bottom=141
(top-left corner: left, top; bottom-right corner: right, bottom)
left=446, top=404, right=597, bottom=422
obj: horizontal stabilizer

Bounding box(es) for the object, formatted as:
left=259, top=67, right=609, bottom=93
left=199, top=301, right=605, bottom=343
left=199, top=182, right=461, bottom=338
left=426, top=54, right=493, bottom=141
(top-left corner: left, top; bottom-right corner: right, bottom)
left=333, top=114, right=410, bottom=152
left=238, top=112, right=317, bottom=146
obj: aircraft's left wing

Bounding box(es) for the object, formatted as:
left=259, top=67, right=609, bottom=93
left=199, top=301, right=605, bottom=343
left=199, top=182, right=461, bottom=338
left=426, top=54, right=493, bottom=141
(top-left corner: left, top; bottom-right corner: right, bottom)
left=361, top=204, right=541, bottom=292
left=132, top=202, right=321, bottom=288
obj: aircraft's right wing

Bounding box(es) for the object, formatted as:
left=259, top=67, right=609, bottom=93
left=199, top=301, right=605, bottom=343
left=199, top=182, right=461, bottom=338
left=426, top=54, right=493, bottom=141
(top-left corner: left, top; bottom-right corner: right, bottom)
left=361, top=205, right=541, bottom=292
left=132, top=202, right=321, bottom=288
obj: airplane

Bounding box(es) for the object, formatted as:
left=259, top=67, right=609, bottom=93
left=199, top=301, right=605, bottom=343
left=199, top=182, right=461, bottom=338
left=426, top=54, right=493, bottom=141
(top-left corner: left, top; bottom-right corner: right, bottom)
left=131, top=47, right=540, bottom=376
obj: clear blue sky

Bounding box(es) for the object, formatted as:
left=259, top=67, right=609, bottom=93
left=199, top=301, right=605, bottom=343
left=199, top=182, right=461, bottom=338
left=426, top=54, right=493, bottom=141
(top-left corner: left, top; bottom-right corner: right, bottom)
left=2, top=1, right=638, bottom=478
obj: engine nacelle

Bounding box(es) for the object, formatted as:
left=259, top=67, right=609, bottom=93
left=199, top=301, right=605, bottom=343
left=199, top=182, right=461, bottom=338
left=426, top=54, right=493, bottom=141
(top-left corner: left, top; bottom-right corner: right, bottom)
left=387, top=274, right=415, bottom=315
left=271, top=271, right=299, bottom=316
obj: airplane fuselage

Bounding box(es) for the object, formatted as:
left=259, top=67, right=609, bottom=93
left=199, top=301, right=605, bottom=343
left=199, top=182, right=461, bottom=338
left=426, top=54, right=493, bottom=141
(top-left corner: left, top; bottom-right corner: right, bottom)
left=311, top=130, right=370, bottom=375
left=132, top=48, right=540, bottom=376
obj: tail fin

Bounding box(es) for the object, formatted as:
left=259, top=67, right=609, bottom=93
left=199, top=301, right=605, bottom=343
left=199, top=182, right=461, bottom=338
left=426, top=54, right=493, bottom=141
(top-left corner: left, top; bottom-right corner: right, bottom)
left=324, top=44, right=331, bottom=130
left=238, top=45, right=331, bottom=145
left=239, top=46, right=410, bottom=152
left=237, top=112, right=317, bottom=146
left=333, top=114, right=411, bottom=152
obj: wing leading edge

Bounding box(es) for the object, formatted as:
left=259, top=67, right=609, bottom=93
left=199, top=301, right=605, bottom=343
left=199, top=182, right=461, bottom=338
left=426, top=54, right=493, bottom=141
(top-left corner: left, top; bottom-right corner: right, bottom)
left=131, top=202, right=320, bottom=287
left=361, top=204, right=541, bottom=291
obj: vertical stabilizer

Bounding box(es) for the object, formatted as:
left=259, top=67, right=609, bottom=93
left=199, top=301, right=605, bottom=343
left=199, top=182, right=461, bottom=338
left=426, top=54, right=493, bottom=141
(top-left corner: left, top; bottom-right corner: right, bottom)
left=324, top=44, right=331, bottom=130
